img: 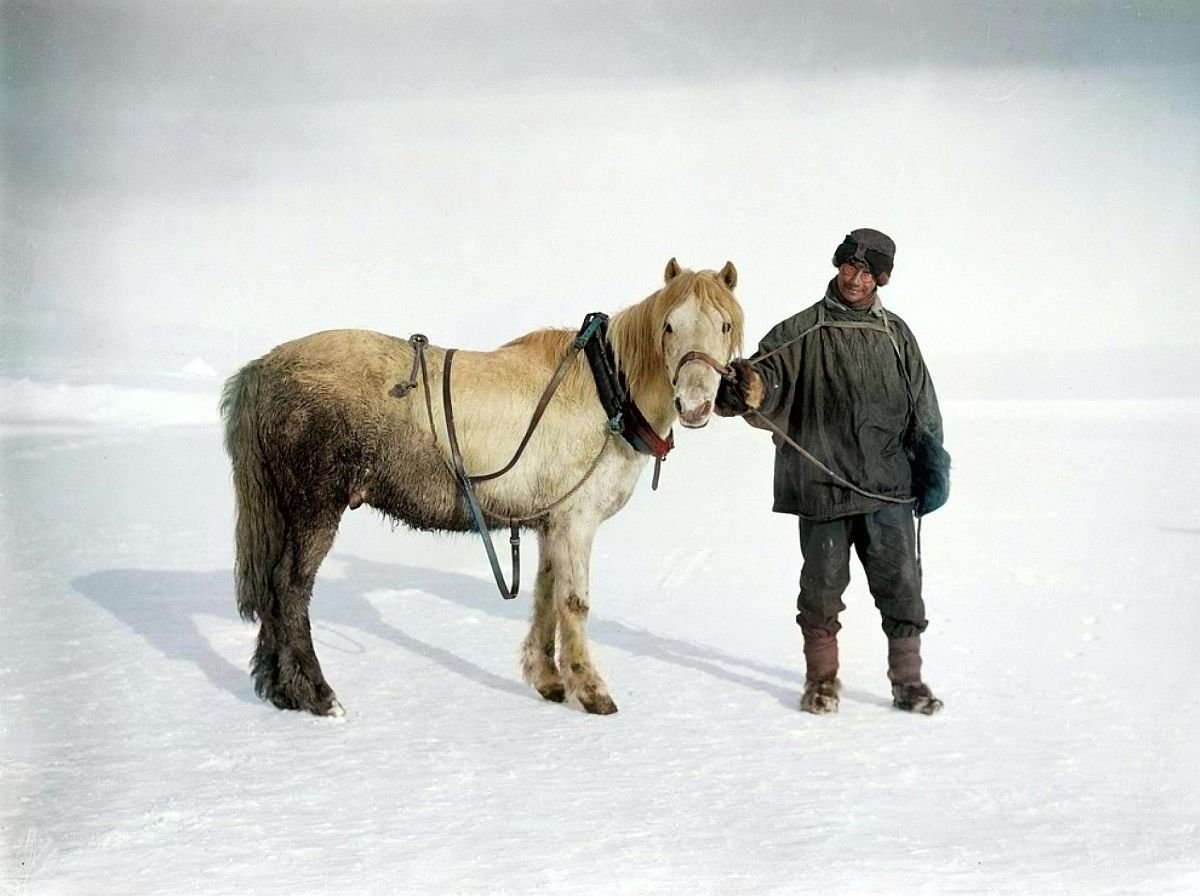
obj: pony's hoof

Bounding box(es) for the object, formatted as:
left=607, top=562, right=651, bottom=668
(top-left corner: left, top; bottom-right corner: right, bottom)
left=321, top=698, right=346, bottom=718
left=579, top=693, right=619, bottom=715
left=258, top=676, right=342, bottom=718
left=537, top=684, right=566, bottom=703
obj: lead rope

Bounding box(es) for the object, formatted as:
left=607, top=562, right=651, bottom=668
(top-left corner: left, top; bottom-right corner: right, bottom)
left=741, top=408, right=915, bottom=506
left=739, top=302, right=916, bottom=507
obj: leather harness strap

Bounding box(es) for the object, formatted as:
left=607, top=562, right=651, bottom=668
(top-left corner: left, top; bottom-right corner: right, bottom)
left=438, top=316, right=610, bottom=600
left=442, top=348, right=522, bottom=600
left=395, top=312, right=703, bottom=601
left=470, top=326, right=597, bottom=481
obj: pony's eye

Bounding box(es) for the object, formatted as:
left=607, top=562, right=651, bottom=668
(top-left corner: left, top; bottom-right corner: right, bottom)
left=664, top=323, right=673, bottom=334
left=722, top=321, right=732, bottom=334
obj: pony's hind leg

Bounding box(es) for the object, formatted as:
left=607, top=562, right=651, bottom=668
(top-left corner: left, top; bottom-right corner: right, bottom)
left=545, top=521, right=617, bottom=715
left=251, top=513, right=343, bottom=717
left=521, top=537, right=564, bottom=703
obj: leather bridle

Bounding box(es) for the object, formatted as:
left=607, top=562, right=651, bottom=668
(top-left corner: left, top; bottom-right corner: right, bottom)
left=671, top=350, right=732, bottom=385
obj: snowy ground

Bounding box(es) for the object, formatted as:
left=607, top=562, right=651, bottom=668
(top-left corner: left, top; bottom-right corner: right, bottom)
left=4, top=6, right=1199, bottom=892
left=2, top=379, right=1199, bottom=896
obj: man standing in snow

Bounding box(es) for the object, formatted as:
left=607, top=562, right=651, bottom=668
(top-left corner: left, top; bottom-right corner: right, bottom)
left=715, top=228, right=950, bottom=715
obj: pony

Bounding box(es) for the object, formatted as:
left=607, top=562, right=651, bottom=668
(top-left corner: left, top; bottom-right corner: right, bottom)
left=220, top=258, right=744, bottom=716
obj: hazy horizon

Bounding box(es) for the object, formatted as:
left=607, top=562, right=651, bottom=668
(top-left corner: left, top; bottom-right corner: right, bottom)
left=3, top=1, right=1198, bottom=400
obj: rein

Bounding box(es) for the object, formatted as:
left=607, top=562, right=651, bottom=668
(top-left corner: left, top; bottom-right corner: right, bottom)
left=741, top=408, right=915, bottom=507
left=390, top=313, right=680, bottom=601
left=437, top=315, right=607, bottom=600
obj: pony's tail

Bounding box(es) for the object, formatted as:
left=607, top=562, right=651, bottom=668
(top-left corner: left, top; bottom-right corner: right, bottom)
left=220, top=361, right=286, bottom=623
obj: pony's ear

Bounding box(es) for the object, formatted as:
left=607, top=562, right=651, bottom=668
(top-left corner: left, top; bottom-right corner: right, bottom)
left=664, top=257, right=682, bottom=282
left=718, top=261, right=738, bottom=289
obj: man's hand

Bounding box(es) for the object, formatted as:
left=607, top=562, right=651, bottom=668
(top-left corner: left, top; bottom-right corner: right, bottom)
left=715, top=359, right=765, bottom=416
left=908, top=428, right=951, bottom=516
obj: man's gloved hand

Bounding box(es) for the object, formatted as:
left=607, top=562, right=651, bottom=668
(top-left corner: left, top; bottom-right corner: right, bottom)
left=715, top=359, right=765, bottom=416
left=908, top=428, right=951, bottom=516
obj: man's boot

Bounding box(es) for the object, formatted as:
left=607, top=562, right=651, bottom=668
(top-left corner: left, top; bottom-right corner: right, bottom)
left=887, top=636, right=943, bottom=715
left=800, top=629, right=840, bottom=714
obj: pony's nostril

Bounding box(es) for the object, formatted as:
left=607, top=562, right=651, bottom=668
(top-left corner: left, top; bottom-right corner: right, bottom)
left=674, top=397, right=683, bottom=412
left=699, top=400, right=712, bottom=418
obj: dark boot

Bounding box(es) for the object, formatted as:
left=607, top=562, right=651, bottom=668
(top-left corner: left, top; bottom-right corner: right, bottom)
left=800, top=629, right=840, bottom=714
left=800, top=678, right=841, bottom=714
left=887, top=636, right=943, bottom=715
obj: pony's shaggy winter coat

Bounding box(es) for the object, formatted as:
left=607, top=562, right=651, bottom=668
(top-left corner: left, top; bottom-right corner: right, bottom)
left=221, top=260, right=743, bottom=716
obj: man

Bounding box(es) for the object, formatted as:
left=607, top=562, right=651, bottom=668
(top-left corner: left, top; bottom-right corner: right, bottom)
left=715, top=228, right=950, bottom=715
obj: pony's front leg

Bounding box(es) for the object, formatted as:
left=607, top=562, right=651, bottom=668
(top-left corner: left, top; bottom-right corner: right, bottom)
left=520, top=537, right=565, bottom=703
left=546, top=520, right=617, bottom=715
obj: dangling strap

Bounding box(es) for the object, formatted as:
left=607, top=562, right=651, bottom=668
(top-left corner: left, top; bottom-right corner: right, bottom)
left=916, top=514, right=924, bottom=569
left=389, top=334, right=440, bottom=448
left=420, top=315, right=613, bottom=600
left=443, top=349, right=520, bottom=600
left=389, top=334, right=428, bottom=398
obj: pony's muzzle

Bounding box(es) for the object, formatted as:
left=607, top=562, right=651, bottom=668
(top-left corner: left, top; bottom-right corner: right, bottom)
left=676, top=396, right=713, bottom=428
left=674, top=361, right=720, bottom=428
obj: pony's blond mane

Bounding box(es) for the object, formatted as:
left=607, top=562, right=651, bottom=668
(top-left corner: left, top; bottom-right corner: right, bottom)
left=608, top=269, right=744, bottom=405
left=501, top=267, right=743, bottom=419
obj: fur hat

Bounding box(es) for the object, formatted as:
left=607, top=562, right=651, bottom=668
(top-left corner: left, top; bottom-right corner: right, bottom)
left=832, top=228, right=896, bottom=285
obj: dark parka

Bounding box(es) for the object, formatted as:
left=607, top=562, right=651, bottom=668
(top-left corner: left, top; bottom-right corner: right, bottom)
left=750, top=282, right=945, bottom=522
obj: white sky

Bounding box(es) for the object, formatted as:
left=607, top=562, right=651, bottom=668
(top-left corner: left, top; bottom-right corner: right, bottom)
left=2, top=1, right=1198, bottom=395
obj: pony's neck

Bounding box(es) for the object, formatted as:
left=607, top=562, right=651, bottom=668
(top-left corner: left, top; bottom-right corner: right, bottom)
left=607, top=308, right=676, bottom=435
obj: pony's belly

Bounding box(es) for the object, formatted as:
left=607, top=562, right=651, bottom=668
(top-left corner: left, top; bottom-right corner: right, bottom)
left=361, top=445, right=474, bottom=532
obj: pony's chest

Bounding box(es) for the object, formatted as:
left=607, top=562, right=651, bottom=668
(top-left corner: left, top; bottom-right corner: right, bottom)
left=593, top=455, right=647, bottom=519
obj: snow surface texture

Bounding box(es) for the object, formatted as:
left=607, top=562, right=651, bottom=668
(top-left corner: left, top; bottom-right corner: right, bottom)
left=4, top=4, right=1200, bottom=894
left=2, top=385, right=1199, bottom=895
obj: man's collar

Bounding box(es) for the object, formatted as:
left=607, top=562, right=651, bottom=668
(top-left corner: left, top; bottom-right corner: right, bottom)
left=825, top=280, right=883, bottom=317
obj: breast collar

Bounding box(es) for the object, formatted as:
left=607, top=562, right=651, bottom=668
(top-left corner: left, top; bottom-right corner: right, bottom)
left=577, top=312, right=674, bottom=462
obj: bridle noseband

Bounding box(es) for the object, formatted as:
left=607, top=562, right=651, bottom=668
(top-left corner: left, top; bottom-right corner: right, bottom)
left=672, top=350, right=732, bottom=386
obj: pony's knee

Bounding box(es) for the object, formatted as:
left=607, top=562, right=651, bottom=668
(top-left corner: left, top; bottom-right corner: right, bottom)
left=562, top=591, right=589, bottom=618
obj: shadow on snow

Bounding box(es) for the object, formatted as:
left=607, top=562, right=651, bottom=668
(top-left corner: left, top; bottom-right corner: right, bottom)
left=71, top=556, right=870, bottom=713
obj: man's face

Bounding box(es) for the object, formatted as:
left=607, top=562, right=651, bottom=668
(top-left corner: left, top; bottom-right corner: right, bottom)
left=836, top=261, right=877, bottom=303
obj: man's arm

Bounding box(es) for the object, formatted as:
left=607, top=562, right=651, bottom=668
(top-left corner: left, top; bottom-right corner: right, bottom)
left=716, top=305, right=817, bottom=419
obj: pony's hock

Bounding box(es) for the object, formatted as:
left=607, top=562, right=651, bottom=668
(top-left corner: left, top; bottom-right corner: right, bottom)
left=221, top=259, right=744, bottom=717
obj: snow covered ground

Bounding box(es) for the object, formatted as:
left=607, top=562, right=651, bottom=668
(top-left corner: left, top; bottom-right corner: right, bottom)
left=4, top=4, right=1199, bottom=893
left=2, top=378, right=1198, bottom=895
